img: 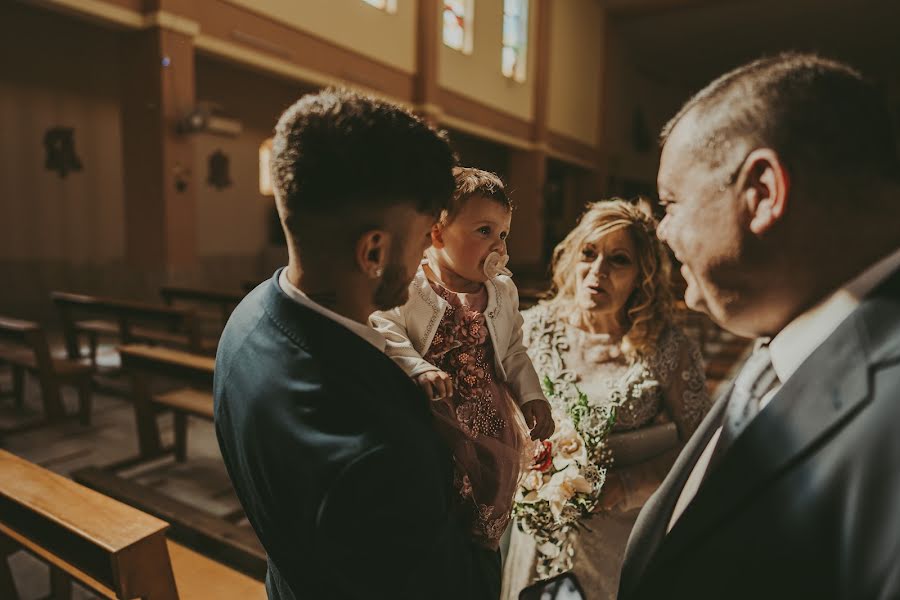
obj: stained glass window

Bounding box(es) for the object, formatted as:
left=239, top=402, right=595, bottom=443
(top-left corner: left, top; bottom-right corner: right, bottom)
left=259, top=138, right=273, bottom=197
left=362, top=0, right=397, bottom=14
left=502, top=0, right=528, bottom=82
left=443, top=0, right=474, bottom=54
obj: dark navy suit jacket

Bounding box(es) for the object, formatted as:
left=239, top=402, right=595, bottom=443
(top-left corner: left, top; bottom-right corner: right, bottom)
left=214, top=271, right=494, bottom=599
left=619, top=267, right=900, bottom=600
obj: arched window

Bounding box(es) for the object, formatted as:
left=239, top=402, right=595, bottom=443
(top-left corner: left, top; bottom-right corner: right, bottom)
left=443, top=0, right=474, bottom=54
left=502, top=0, right=528, bottom=82
left=362, top=0, right=397, bottom=14
left=259, top=138, right=273, bottom=197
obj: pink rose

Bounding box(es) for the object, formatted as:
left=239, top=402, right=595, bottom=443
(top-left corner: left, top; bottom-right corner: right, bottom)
left=531, top=440, right=554, bottom=473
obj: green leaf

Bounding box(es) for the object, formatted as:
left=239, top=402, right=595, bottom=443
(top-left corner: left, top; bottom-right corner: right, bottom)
left=542, top=375, right=555, bottom=397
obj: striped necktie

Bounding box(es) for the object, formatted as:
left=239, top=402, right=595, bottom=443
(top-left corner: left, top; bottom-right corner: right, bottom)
left=708, top=340, right=779, bottom=471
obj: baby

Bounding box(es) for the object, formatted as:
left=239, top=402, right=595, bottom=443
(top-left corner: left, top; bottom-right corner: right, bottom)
left=370, top=167, right=554, bottom=549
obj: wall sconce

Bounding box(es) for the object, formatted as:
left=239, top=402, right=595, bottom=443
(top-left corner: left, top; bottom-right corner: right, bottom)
left=177, top=103, right=243, bottom=137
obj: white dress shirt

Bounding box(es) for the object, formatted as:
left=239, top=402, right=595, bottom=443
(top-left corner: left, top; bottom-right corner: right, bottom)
left=668, top=245, right=900, bottom=532
left=279, top=269, right=386, bottom=352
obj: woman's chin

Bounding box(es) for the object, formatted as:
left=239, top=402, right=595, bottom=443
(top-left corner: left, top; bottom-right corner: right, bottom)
left=578, top=296, right=616, bottom=313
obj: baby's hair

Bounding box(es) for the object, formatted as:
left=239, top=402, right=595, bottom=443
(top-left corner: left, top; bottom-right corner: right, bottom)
left=442, top=167, right=513, bottom=224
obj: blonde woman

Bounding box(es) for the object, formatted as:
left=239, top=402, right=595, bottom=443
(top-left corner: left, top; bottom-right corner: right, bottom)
left=502, top=199, right=711, bottom=599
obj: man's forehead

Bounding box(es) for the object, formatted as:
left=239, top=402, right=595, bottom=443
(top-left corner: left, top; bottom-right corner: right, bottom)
left=658, top=111, right=716, bottom=193
left=658, top=132, right=689, bottom=194
left=662, top=112, right=702, bottom=162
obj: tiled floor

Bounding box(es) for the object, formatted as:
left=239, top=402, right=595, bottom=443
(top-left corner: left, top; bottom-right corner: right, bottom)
left=1, top=342, right=246, bottom=600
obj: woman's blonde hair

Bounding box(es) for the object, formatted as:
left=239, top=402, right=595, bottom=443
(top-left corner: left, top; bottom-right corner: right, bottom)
left=543, top=198, right=674, bottom=358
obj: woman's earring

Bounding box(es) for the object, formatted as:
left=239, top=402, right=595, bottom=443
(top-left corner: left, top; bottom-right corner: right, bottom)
left=373, top=267, right=384, bottom=278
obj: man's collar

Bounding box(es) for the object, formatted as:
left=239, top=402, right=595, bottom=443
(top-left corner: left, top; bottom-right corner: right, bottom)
left=278, top=269, right=386, bottom=352
left=769, top=245, right=900, bottom=384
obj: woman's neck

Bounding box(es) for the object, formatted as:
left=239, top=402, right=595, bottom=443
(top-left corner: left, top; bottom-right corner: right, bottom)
left=424, top=255, right=482, bottom=293
left=567, top=305, right=628, bottom=337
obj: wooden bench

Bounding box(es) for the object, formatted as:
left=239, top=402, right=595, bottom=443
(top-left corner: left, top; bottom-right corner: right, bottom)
left=160, top=286, right=243, bottom=334
left=76, top=345, right=267, bottom=579
left=0, top=449, right=264, bottom=599
left=72, top=465, right=267, bottom=580
left=0, top=317, right=93, bottom=428
left=118, top=344, right=215, bottom=463
left=51, top=292, right=212, bottom=368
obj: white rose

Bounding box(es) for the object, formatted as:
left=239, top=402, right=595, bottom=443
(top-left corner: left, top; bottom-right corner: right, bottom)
left=550, top=422, right=588, bottom=471
left=537, top=541, right=561, bottom=558
left=521, top=469, right=545, bottom=492
left=537, top=465, right=593, bottom=521
left=517, top=488, right=541, bottom=503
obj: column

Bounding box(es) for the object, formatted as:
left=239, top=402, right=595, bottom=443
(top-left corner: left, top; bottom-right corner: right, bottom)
left=121, top=26, right=197, bottom=275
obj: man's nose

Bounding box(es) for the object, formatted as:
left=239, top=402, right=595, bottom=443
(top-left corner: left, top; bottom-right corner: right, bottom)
left=657, top=214, right=670, bottom=243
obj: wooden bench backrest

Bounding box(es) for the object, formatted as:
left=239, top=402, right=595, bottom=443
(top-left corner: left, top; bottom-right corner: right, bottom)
left=0, top=449, right=179, bottom=599
left=0, top=317, right=62, bottom=418
left=118, top=344, right=215, bottom=385
left=50, top=291, right=201, bottom=356
left=159, top=286, right=243, bottom=331
left=159, top=286, right=243, bottom=308
left=0, top=317, right=57, bottom=381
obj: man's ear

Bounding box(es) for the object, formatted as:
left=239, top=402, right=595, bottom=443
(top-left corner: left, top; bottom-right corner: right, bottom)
left=430, top=222, right=446, bottom=249
left=356, top=229, right=390, bottom=279
left=740, top=148, right=790, bottom=236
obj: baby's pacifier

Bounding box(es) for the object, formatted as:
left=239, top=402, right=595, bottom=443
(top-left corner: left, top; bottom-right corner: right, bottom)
left=483, top=252, right=513, bottom=278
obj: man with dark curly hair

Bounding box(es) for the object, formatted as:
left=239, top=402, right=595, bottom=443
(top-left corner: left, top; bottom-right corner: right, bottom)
left=214, top=89, right=498, bottom=599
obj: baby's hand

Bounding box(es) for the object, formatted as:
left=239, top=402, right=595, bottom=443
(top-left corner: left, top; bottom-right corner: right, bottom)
left=521, top=399, right=555, bottom=440
left=416, top=370, right=454, bottom=400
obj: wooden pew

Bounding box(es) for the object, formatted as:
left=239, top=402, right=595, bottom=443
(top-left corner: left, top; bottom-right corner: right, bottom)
left=118, top=344, right=215, bottom=463
left=0, top=449, right=264, bottom=599
left=0, top=316, right=93, bottom=428
left=160, top=286, right=243, bottom=333
left=72, top=465, right=267, bottom=580
left=50, top=291, right=211, bottom=366
left=76, top=344, right=267, bottom=579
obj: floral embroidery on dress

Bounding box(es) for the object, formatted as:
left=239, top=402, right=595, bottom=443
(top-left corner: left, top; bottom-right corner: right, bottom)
left=427, top=285, right=505, bottom=438
left=515, top=304, right=711, bottom=579
left=426, top=281, right=520, bottom=548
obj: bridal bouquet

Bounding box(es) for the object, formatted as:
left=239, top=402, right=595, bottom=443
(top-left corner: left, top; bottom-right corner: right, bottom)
left=512, top=376, right=617, bottom=577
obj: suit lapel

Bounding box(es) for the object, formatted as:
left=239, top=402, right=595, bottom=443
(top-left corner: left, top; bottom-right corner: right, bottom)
left=619, top=381, right=732, bottom=597
left=646, top=269, right=900, bottom=575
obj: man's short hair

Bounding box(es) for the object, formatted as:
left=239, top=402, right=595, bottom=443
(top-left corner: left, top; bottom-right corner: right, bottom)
left=444, top=167, right=513, bottom=224
left=661, top=52, right=900, bottom=181
left=272, top=88, right=456, bottom=239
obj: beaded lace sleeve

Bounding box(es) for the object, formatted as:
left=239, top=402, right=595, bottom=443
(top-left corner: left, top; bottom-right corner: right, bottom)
left=521, top=305, right=574, bottom=386
left=647, top=326, right=711, bottom=439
